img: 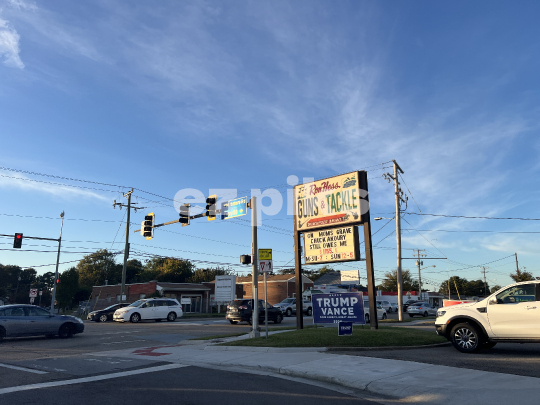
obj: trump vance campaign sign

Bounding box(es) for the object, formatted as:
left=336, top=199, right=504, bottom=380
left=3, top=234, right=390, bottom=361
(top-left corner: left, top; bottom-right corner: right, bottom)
left=312, top=292, right=365, bottom=324
left=294, top=171, right=368, bottom=232
left=303, top=225, right=360, bottom=265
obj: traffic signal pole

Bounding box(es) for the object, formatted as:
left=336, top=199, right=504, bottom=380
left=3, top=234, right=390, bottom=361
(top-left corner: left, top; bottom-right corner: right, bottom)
left=50, top=211, right=65, bottom=314
left=249, top=196, right=260, bottom=338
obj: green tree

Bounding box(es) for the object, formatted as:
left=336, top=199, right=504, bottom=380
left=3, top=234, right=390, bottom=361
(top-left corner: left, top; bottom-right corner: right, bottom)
left=490, top=285, right=502, bottom=294
left=56, top=267, right=80, bottom=308
left=76, top=249, right=120, bottom=288
left=189, top=266, right=233, bottom=283
left=142, top=257, right=195, bottom=283
left=510, top=267, right=535, bottom=283
left=125, top=259, right=145, bottom=284
left=378, top=270, right=420, bottom=292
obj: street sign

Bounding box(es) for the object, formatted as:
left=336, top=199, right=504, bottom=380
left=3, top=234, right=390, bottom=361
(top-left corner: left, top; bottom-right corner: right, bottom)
left=215, top=275, right=236, bottom=302
left=312, top=292, right=365, bottom=324
left=29, top=289, right=38, bottom=298
left=303, top=226, right=360, bottom=265
left=338, top=321, right=353, bottom=336
left=221, top=196, right=247, bottom=220
left=259, top=260, right=273, bottom=274
left=259, top=249, right=272, bottom=261
left=30, top=297, right=35, bottom=304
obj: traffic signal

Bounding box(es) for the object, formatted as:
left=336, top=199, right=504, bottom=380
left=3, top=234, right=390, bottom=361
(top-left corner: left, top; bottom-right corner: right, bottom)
left=240, top=255, right=252, bottom=265
left=179, top=204, right=190, bottom=226
left=56, top=277, right=60, bottom=285
left=206, top=195, right=217, bottom=221
left=141, top=213, right=155, bottom=240
left=13, top=233, right=23, bottom=249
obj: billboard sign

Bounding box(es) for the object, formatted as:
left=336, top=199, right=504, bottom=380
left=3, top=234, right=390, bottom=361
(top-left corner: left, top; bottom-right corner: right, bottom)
left=340, top=269, right=360, bottom=285
left=294, top=171, right=368, bottom=232
left=303, top=226, right=360, bottom=265
left=312, top=292, right=365, bottom=324
left=215, top=275, right=236, bottom=302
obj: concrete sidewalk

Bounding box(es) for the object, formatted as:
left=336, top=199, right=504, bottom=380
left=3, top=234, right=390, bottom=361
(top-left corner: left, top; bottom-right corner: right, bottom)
left=93, top=335, right=540, bottom=404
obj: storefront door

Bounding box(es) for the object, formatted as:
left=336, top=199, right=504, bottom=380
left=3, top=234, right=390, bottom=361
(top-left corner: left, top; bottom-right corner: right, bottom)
left=181, top=295, right=202, bottom=313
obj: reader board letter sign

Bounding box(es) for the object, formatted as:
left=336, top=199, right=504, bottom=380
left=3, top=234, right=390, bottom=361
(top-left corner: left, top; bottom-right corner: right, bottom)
left=294, top=171, right=369, bottom=231
left=303, top=226, right=360, bottom=265
left=215, top=275, right=236, bottom=302
left=312, top=292, right=365, bottom=324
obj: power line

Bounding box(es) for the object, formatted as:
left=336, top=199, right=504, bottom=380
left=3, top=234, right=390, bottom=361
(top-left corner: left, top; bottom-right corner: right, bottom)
left=405, top=212, right=540, bottom=221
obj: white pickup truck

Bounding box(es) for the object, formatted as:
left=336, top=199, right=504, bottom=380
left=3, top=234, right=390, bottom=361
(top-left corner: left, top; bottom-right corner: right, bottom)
left=273, top=298, right=313, bottom=317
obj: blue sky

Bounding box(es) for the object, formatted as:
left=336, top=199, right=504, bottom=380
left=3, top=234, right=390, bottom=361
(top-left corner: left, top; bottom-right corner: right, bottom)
left=0, top=0, right=539, bottom=291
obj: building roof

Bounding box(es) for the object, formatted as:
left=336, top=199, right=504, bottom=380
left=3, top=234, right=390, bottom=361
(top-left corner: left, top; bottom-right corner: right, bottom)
left=157, top=282, right=211, bottom=291
left=314, top=271, right=342, bottom=285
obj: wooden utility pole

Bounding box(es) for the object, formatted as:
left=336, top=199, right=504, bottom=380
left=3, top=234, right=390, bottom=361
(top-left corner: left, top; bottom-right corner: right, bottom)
left=392, top=160, right=405, bottom=321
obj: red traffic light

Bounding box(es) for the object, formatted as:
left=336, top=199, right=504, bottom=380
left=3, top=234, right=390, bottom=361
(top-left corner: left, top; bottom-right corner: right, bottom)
left=13, top=233, right=23, bottom=248
left=16, top=234, right=21, bottom=239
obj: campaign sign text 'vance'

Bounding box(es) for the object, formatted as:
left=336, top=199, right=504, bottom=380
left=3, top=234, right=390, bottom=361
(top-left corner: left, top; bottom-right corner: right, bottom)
left=312, top=292, right=365, bottom=324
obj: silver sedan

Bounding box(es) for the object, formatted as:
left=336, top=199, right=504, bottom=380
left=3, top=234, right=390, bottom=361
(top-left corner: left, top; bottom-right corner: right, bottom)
left=0, top=304, right=85, bottom=341
left=406, top=303, right=438, bottom=317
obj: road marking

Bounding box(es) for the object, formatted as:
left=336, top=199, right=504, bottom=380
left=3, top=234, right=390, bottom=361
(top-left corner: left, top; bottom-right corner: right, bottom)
left=0, top=363, right=189, bottom=395
left=0, top=363, right=48, bottom=375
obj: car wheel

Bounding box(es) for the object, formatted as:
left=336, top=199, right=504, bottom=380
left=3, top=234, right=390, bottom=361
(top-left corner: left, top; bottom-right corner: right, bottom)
left=0, top=327, right=5, bottom=342
left=167, top=312, right=177, bottom=322
left=286, top=308, right=292, bottom=317
left=229, top=320, right=238, bottom=325
left=99, top=314, right=108, bottom=322
left=483, top=341, right=497, bottom=349
left=365, top=314, right=370, bottom=324
left=450, top=322, right=483, bottom=353
left=382, top=313, right=387, bottom=320
left=58, top=324, right=73, bottom=339
left=423, top=311, right=428, bottom=317
left=307, top=308, right=312, bottom=316
left=130, top=313, right=141, bottom=323
left=274, top=314, right=283, bottom=324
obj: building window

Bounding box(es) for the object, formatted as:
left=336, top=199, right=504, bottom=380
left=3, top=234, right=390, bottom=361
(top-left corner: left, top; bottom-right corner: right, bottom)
left=139, top=293, right=146, bottom=299
left=107, top=294, right=111, bottom=303
left=116, top=295, right=121, bottom=302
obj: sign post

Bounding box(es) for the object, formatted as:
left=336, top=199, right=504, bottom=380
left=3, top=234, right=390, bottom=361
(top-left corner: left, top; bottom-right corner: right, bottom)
left=259, top=249, right=272, bottom=339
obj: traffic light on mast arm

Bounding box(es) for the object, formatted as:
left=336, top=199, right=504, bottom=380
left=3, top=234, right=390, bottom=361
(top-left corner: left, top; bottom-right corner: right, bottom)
left=141, top=213, right=155, bottom=240
left=179, top=204, right=190, bottom=226
left=206, top=195, right=217, bottom=221
left=13, top=233, right=23, bottom=249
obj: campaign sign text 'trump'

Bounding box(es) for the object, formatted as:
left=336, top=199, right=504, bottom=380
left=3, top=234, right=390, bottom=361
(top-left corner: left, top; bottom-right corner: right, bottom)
left=312, top=292, right=365, bottom=324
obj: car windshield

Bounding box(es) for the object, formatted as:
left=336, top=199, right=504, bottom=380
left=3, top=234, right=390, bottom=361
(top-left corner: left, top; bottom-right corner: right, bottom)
left=280, top=299, right=295, bottom=304
left=128, top=300, right=146, bottom=307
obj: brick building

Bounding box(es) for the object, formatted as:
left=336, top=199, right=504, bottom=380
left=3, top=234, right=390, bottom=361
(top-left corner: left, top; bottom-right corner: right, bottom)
left=235, top=274, right=314, bottom=305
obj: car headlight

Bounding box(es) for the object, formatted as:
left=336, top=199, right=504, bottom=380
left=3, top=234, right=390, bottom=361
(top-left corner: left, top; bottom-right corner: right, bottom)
left=437, top=310, right=446, bottom=317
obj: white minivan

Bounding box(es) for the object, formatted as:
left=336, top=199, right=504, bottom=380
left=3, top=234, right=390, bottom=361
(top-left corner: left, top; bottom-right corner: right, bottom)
left=113, top=298, right=183, bottom=323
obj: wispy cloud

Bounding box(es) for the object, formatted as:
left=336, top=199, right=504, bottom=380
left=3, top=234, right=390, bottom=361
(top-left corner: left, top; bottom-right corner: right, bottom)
left=0, top=15, right=24, bottom=68
left=0, top=171, right=109, bottom=202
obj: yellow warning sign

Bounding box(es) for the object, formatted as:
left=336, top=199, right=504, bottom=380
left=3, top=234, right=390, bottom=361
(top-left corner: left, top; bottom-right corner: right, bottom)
left=259, top=249, right=272, bottom=261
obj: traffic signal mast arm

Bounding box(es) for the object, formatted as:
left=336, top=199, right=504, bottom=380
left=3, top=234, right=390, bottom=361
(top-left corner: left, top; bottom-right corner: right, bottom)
left=133, top=209, right=222, bottom=233
left=0, top=233, right=60, bottom=242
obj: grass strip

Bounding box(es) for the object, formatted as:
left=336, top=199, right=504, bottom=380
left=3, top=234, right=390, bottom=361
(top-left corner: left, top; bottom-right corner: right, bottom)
left=218, top=325, right=446, bottom=348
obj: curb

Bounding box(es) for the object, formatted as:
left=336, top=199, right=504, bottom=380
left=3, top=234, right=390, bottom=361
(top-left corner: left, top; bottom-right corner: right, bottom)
left=204, top=346, right=327, bottom=353
left=326, top=342, right=451, bottom=351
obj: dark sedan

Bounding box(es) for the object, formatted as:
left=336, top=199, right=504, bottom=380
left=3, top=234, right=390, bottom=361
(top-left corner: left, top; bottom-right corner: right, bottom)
left=87, top=303, right=130, bottom=322
left=226, top=299, right=283, bottom=325
left=0, top=305, right=84, bottom=342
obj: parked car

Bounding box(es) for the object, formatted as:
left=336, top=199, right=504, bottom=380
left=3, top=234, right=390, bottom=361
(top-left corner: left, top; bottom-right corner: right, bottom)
left=0, top=305, right=84, bottom=342
left=273, top=298, right=313, bottom=317
left=227, top=299, right=283, bottom=325
left=376, top=300, right=393, bottom=313
left=363, top=301, right=387, bottom=323
left=436, top=281, right=540, bottom=353
left=87, top=303, right=131, bottom=322
left=113, top=298, right=183, bottom=323
left=403, top=299, right=420, bottom=312
left=390, top=303, right=399, bottom=312
left=406, top=302, right=437, bottom=317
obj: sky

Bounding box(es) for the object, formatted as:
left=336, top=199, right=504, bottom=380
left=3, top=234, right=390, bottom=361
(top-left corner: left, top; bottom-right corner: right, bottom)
left=0, top=0, right=539, bottom=293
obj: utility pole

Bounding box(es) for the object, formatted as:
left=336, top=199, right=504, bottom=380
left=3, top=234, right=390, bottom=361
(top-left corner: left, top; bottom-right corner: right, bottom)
left=113, top=189, right=142, bottom=303
left=249, top=196, right=260, bottom=338
left=413, top=249, right=426, bottom=299
left=481, top=267, right=489, bottom=296
left=50, top=211, right=65, bottom=314
left=515, top=252, right=519, bottom=274
left=384, top=160, right=406, bottom=321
